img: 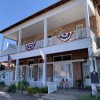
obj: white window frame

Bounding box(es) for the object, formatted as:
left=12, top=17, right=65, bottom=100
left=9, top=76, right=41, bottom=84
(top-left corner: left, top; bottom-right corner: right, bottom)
left=27, top=59, right=34, bottom=65
left=53, top=54, right=72, bottom=62
left=60, top=30, right=66, bottom=34
left=76, top=24, right=83, bottom=38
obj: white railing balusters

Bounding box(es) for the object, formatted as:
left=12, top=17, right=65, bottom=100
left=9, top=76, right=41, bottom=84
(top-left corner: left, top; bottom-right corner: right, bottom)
left=1, top=28, right=87, bottom=56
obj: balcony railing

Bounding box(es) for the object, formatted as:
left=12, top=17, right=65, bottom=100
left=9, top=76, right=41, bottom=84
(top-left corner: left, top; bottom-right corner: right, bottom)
left=0, top=28, right=87, bottom=56
left=47, top=28, right=87, bottom=46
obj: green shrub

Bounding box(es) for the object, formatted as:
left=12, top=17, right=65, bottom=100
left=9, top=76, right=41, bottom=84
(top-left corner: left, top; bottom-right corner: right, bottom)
left=85, top=86, right=92, bottom=91
left=95, top=93, right=100, bottom=100
left=33, top=87, right=41, bottom=93
left=77, top=95, right=91, bottom=100
left=0, top=81, right=5, bottom=87
left=77, top=93, right=100, bottom=100
left=41, top=87, right=48, bottom=93
left=27, top=87, right=36, bottom=95
left=17, top=81, right=29, bottom=91
left=27, top=87, right=48, bottom=95
left=7, top=84, right=17, bottom=93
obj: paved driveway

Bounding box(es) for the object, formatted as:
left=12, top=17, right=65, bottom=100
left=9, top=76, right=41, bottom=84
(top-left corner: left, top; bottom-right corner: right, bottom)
left=0, top=91, right=45, bottom=100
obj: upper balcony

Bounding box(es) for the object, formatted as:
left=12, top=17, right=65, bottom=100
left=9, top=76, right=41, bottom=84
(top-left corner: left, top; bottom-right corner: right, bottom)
left=0, top=28, right=89, bottom=57
left=0, top=0, right=95, bottom=59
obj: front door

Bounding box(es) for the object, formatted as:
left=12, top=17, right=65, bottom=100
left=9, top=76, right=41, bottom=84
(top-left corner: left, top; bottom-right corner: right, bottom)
left=53, top=62, right=73, bottom=87
left=26, top=65, right=34, bottom=81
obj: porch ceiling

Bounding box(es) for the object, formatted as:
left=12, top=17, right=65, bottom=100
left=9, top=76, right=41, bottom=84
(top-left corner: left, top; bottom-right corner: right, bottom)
left=5, top=2, right=94, bottom=41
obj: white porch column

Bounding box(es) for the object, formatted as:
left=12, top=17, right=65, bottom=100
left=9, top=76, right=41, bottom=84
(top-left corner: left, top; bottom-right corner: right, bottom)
left=15, top=59, right=19, bottom=81
left=0, top=35, right=4, bottom=56
left=43, top=54, right=46, bottom=87
left=18, top=30, right=22, bottom=52
left=1, top=35, right=4, bottom=51
left=88, top=47, right=97, bottom=95
left=84, top=0, right=91, bottom=38
left=44, top=18, right=47, bottom=47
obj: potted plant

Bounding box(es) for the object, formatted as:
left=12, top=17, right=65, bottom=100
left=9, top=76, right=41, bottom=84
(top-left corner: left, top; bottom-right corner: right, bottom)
left=76, top=80, right=82, bottom=89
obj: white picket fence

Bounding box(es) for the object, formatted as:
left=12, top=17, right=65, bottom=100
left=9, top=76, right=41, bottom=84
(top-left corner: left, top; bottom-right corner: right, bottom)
left=48, top=82, right=57, bottom=94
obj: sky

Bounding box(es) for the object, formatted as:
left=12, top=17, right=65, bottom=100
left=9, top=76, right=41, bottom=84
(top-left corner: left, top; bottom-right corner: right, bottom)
left=0, top=0, right=59, bottom=50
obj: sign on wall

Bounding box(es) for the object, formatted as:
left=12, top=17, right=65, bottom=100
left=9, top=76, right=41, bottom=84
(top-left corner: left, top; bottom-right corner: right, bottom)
left=91, top=71, right=99, bottom=84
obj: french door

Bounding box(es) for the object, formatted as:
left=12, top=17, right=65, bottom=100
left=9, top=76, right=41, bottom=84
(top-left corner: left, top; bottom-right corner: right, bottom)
left=53, top=62, right=73, bottom=87
left=26, top=66, right=34, bottom=81
left=37, top=64, right=43, bottom=82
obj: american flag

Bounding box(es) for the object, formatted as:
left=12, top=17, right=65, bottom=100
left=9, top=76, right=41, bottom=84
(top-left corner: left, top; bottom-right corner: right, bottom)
left=39, top=49, right=45, bottom=63
left=8, top=55, right=13, bottom=68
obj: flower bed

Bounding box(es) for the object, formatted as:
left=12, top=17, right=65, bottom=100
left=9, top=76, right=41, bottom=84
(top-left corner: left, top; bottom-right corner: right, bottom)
left=6, top=81, right=48, bottom=98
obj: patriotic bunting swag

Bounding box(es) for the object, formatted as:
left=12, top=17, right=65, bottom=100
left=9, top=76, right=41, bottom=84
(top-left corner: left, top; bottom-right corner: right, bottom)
left=25, top=41, right=36, bottom=51
left=57, top=32, right=74, bottom=42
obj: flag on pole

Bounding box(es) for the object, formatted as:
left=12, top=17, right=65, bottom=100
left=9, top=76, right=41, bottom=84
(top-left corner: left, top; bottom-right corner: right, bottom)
left=39, top=49, right=45, bottom=63
left=8, top=55, right=13, bottom=68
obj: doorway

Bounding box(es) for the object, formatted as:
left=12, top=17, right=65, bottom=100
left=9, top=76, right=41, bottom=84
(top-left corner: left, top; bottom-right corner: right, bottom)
left=53, top=62, right=73, bottom=87
left=82, top=63, right=91, bottom=88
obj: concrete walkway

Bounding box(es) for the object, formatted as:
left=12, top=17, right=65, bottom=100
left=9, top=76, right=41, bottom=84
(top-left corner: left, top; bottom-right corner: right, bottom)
left=42, top=89, right=91, bottom=100
left=0, top=91, right=46, bottom=100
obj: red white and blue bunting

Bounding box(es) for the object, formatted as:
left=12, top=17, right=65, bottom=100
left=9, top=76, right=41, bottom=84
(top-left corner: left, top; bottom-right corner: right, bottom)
left=25, top=41, right=36, bottom=51
left=57, top=32, right=73, bottom=42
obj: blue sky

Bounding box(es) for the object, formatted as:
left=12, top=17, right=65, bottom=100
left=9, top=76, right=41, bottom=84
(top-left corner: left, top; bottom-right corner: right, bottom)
left=0, top=0, right=59, bottom=50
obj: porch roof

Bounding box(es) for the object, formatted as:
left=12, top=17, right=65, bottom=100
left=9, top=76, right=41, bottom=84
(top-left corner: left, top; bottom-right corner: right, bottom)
left=0, top=0, right=70, bottom=33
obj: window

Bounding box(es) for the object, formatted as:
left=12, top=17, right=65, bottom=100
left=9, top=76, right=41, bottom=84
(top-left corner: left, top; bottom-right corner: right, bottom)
left=60, top=30, right=66, bottom=34
left=38, top=58, right=43, bottom=63
left=53, top=54, right=72, bottom=62
left=38, top=65, right=43, bottom=81
left=97, top=59, right=100, bottom=79
left=54, top=56, right=62, bottom=62
left=48, top=34, right=52, bottom=38
left=27, top=60, right=34, bottom=66
left=19, top=68, right=23, bottom=78
left=76, top=24, right=83, bottom=38
left=19, top=61, right=24, bottom=65
left=63, top=55, right=72, bottom=61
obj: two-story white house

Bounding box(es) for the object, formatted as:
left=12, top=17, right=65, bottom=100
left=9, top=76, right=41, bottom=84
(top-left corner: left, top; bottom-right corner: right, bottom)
left=0, top=0, right=100, bottom=93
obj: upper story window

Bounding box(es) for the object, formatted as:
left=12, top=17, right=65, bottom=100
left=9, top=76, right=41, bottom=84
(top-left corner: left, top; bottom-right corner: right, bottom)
left=48, top=34, right=52, bottom=38
left=76, top=24, right=83, bottom=38
left=60, top=30, right=66, bottom=34
left=53, top=54, right=72, bottom=62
